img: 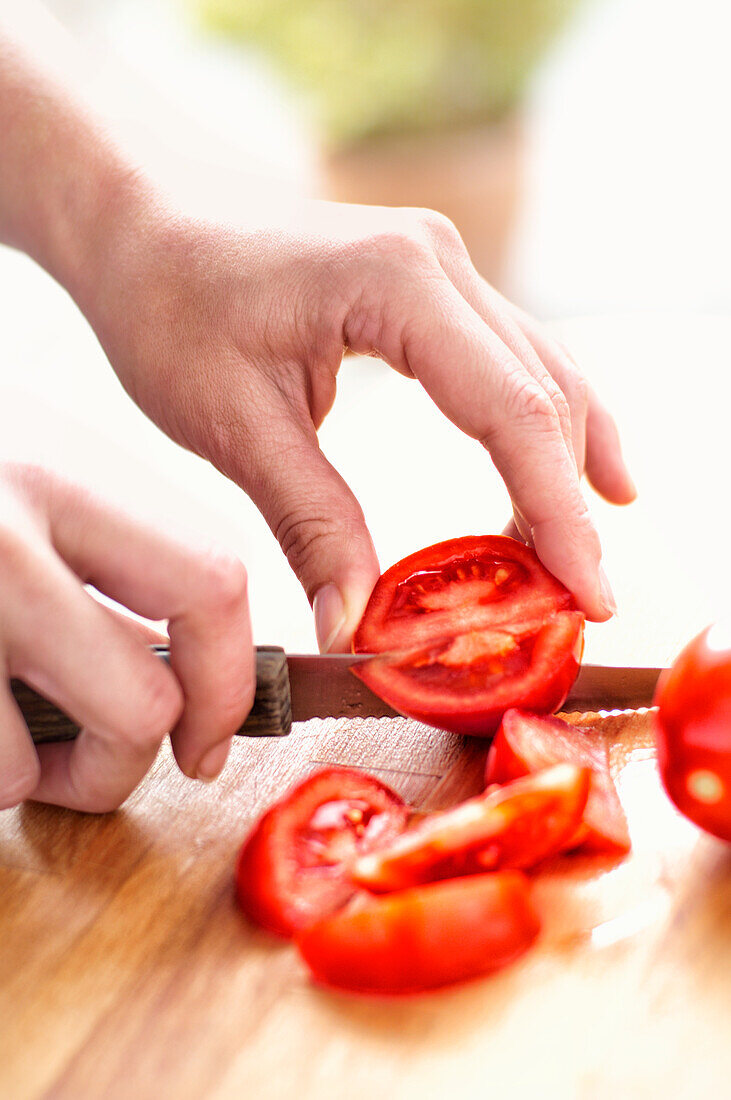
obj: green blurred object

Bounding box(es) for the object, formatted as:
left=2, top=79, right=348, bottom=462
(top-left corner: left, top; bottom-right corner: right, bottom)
left=195, top=0, right=581, bottom=148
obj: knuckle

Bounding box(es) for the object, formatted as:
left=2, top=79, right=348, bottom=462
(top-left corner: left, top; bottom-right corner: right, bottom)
left=416, top=208, right=464, bottom=252
left=275, top=509, right=340, bottom=584
left=368, top=226, right=432, bottom=270
left=194, top=551, right=249, bottom=618
left=505, top=378, right=560, bottom=432
left=0, top=758, right=41, bottom=811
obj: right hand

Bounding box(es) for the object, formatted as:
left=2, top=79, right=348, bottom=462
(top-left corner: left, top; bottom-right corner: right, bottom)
left=0, top=462, right=255, bottom=813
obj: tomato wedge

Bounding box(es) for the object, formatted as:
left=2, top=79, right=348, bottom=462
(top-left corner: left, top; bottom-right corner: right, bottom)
left=351, top=764, right=589, bottom=892
left=654, top=623, right=731, bottom=842
left=296, top=872, right=539, bottom=994
left=353, top=536, right=584, bottom=736
left=236, top=768, right=409, bottom=937
left=486, top=709, right=631, bottom=854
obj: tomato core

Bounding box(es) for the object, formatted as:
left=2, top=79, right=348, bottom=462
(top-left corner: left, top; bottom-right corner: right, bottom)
left=298, top=800, right=378, bottom=867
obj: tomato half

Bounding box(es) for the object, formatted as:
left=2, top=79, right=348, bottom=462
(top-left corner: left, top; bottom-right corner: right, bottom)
left=654, top=624, right=731, bottom=842
left=236, top=768, right=409, bottom=937
left=486, top=709, right=631, bottom=854
left=351, top=764, right=589, bottom=892
left=296, top=872, right=539, bottom=994
left=353, top=536, right=584, bottom=736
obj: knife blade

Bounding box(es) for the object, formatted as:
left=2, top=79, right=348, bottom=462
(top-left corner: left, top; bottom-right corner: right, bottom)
left=288, top=655, right=664, bottom=719
left=17, top=645, right=664, bottom=745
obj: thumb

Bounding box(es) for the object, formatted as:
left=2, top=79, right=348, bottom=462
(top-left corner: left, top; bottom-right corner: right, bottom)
left=240, top=418, right=380, bottom=652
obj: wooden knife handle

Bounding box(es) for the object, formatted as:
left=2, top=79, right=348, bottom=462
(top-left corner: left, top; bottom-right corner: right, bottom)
left=14, top=645, right=292, bottom=745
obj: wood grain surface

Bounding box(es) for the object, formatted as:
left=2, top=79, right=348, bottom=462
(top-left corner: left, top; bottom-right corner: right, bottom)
left=1, top=706, right=729, bottom=1100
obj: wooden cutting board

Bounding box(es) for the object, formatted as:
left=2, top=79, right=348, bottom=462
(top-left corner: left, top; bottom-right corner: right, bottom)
left=0, top=707, right=729, bottom=1100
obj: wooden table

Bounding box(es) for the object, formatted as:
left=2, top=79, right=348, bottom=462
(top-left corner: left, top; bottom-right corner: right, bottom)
left=1, top=314, right=730, bottom=1098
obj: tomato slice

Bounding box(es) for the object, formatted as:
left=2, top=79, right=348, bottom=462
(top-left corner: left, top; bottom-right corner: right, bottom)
left=351, top=764, right=589, bottom=892
left=486, top=709, right=631, bottom=854
left=236, top=768, right=409, bottom=937
left=353, top=536, right=584, bottom=736
left=295, top=872, right=540, bottom=994
left=654, top=623, right=731, bottom=842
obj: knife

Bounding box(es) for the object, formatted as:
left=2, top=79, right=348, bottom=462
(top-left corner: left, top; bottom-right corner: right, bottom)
left=15, top=646, right=664, bottom=745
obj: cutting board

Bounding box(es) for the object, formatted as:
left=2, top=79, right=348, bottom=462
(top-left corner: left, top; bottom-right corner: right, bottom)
left=0, top=707, right=728, bottom=1100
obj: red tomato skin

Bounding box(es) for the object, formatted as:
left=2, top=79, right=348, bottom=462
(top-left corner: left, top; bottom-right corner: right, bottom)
left=351, top=764, right=590, bottom=893
left=295, top=872, right=540, bottom=995
left=353, top=535, right=584, bottom=738
left=653, top=625, right=731, bottom=842
left=236, top=768, right=409, bottom=938
left=486, top=709, right=631, bottom=854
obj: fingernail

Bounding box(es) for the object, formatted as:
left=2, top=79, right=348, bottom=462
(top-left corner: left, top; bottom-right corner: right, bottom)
left=599, top=566, right=618, bottom=617
left=197, top=739, right=232, bottom=782
left=314, top=584, right=346, bottom=653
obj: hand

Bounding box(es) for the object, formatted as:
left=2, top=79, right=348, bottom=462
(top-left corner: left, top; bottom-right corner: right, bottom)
left=86, top=195, right=635, bottom=649
left=0, top=463, right=254, bottom=812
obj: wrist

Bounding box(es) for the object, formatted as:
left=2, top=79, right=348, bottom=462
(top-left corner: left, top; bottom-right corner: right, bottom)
left=66, top=164, right=160, bottom=307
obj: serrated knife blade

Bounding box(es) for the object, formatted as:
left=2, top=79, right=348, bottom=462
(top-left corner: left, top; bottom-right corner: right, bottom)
left=286, top=655, right=664, bottom=721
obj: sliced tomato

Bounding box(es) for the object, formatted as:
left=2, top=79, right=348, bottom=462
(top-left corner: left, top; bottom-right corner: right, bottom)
left=353, top=536, right=584, bottom=737
left=654, top=623, right=731, bottom=842
left=236, top=768, right=409, bottom=937
left=351, top=764, right=589, bottom=892
left=295, top=872, right=539, bottom=995
left=486, top=709, right=631, bottom=854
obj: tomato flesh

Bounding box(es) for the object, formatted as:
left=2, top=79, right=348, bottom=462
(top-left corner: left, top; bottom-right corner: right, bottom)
left=486, top=709, right=631, bottom=854
left=295, top=872, right=540, bottom=995
left=236, top=768, right=409, bottom=937
left=654, top=624, right=731, bottom=842
left=352, top=764, right=590, bottom=892
left=353, top=536, right=584, bottom=737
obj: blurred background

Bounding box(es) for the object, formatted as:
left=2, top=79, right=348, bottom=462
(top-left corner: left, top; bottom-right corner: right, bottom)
left=1, top=0, right=730, bottom=659
left=36, top=0, right=730, bottom=313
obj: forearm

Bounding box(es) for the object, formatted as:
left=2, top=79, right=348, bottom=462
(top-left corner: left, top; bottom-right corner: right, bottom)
left=0, top=8, right=153, bottom=310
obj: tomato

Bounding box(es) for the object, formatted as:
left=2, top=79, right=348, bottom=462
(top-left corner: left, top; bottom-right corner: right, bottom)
left=353, top=536, right=584, bottom=736
left=236, top=768, right=409, bottom=937
left=654, top=624, right=731, bottom=842
left=351, top=764, right=590, bottom=892
left=296, top=872, right=539, bottom=994
left=486, top=709, right=631, bottom=854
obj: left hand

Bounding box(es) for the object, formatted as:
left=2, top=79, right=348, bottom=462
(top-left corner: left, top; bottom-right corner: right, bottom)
left=82, top=193, right=635, bottom=649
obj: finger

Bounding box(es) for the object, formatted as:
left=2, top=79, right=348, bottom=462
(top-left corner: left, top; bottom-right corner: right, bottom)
left=585, top=385, right=637, bottom=503
left=5, top=551, right=183, bottom=812
left=205, top=384, right=380, bottom=653
left=391, top=276, right=612, bottom=620
left=500, top=306, right=589, bottom=476
left=507, top=301, right=636, bottom=503
left=43, top=479, right=255, bottom=782
left=0, top=681, right=40, bottom=810
left=424, top=216, right=578, bottom=470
